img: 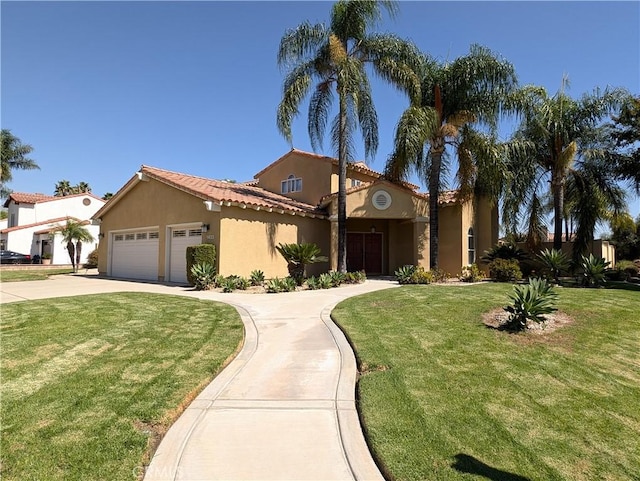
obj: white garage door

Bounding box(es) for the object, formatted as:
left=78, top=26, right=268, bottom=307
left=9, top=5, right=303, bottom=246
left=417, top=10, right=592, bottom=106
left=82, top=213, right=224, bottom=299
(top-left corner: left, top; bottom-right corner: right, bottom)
left=169, top=227, right=202, bottom=283
left=111, top=230, right=159, bottom=281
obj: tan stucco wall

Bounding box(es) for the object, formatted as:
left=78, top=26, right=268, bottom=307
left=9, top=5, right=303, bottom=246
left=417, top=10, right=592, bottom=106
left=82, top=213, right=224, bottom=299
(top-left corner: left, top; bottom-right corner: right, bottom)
left=256, top=151, right=334, bottom=206
left=96, top=178, right=219, bottom=280
left=437, top=203, right=462, bottom=276
left=218, top=207, right=329, bottom=277
left=345, top=183, right=428, bottom=219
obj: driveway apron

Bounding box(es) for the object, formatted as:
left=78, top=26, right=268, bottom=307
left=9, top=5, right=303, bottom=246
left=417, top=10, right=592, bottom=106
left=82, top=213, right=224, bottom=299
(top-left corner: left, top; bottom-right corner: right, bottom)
left=0, top=275, right=397, bottom=480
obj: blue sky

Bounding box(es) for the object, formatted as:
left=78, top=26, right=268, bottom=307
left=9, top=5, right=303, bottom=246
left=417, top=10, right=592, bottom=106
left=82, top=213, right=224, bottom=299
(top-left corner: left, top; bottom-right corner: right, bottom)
left=2, top=1, right=639, bottom=224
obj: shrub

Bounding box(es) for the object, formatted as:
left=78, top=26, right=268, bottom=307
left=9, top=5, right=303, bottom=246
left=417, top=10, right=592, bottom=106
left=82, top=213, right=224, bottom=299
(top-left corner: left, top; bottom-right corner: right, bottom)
left=265, top=277, right=297, bottom=293
left=275, top=242, right=328, bottom=285
left=606, top=260, right=640, bottom=281
left=580, top=254, right=609, bottom=288
left=410, top=268, right=434, bottom=284
left=318, top=273, right=334, bottom=289
left=481, top=243, right=529, bottom=263
left=250, top=270, right=265, bottom=286
left=306, top=276, right=320, bottom=290
left=430, top=268, right=449, bottom=283
left=504, top=277, right=558, bottom=331
left=394, top=265, right=434, bottom=285
left=344, top=270, right=366, bottom=284
left=190, top=263, right=217, bottom=290
left=460, top=264, right=483, bottom=283
left=395, top=265, right=417, bottom=284
left=536, top=248, right=569, bottom=283
left=84, top=249, right=99, bottom=268
left=186, top=244, right=216, bottom=286
left=221, top=276, right=238, bottom=293
left=489, top=258, right=523, bottom=282
left=328, top=271, right=345, bottom=287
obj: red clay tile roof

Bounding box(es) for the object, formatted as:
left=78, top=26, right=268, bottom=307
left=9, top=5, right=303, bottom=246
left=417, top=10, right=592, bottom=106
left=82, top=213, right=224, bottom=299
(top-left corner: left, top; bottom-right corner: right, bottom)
left=0, top=216, right=86, bottom=234
left=254, top=148, right=420, bottom=191
left=319, top=180, right=460, bottom=206
left=139, top=165, right=326, bottom=217
left=3, top=191, right=104, bottom=208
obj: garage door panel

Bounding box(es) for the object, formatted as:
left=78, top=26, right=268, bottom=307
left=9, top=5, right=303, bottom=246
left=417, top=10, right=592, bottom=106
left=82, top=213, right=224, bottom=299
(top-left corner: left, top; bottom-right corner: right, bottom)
left=169, top=227, right=202, bottom=283
left=111, top=231, right=159, bottom=281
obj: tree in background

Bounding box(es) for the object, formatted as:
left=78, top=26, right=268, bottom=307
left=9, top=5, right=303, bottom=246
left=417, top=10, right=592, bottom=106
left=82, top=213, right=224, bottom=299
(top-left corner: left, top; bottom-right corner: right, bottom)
left=277, top=0, right=422, bottom=272
left=53, top=219, right=95, bottom=272
left=102, top=192, right=114, bottom=200
left=607, top=212, right=640, bottom=261
left=385, top=44, right=519, bottom=268
left=502, top=79, right=629, bottom=252
left=1, top=129, right=39, bottom=199
left=54, top=180, right=92, bottom=196
left=609, top=96, right=640, bottom=194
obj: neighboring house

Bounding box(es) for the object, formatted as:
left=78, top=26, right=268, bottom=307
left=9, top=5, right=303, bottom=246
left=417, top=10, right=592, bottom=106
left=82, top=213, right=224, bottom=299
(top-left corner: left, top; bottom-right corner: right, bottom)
left=1, top=192, right=105, bottom=265
left=92, top=149, right=498, bottom=283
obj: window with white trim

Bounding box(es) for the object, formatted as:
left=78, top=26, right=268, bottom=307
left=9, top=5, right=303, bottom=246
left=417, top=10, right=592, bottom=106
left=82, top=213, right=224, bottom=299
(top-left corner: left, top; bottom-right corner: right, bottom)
left=351, top=179, right=362, bottom=187
left=468, top=227, right=475, bottom=264
left=281, top=174, right=302, bottom=194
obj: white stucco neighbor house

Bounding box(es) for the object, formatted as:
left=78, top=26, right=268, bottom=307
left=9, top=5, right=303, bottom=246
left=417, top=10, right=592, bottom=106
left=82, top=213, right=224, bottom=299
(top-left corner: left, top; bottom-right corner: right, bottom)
left=1, top=192, right=105, bottom=265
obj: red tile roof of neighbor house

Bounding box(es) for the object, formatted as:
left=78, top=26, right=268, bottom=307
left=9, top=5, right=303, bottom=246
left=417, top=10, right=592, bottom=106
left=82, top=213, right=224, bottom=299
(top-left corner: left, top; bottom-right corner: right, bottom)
left=3, top=191, right=104, bottom=208
left=138, top=165, right=327, bottom=217
left=0, top=216, right=87, bottom=234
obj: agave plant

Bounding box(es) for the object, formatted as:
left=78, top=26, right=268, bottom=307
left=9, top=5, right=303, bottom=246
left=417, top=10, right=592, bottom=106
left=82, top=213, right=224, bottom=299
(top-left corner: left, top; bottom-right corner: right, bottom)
left=504, top=277, right=558, bottom=331
left=250, top=269, right=265, bottom=286
left=395, top=265, right=417, bottom=284
left=580, top=254, right=610, bottom=288
left=190, top=263, right=216, bottom=290
left=536, top=248, right=569, bottom=284
left=275, top=243, right=328, bottom=285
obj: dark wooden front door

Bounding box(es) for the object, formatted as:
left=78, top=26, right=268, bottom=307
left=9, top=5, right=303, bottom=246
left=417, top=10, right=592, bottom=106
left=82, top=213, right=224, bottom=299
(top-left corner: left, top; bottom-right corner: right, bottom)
left=347, top=233, right=383, bottom=274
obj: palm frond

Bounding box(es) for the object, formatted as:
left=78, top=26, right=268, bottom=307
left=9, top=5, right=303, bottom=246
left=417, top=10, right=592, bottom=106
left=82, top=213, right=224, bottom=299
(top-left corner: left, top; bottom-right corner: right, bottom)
left=277, top=22, right=328, bottom=70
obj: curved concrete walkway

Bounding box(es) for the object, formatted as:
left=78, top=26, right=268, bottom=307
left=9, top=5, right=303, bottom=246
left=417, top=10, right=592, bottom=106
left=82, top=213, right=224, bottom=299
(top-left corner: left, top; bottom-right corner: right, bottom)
left=1, top=274, right=398, bottom=480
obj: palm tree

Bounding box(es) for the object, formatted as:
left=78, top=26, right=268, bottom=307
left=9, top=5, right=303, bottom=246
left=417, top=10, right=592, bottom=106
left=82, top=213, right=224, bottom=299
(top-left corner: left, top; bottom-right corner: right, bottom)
left=277, top=0, right=422, bottom=272
left=503, top=79, right=628, bottom=250
left=385, top=44, right=519, bottom=268
left=54, top=219, right=95, bottom=272
left=54, top=180, right=73, bottom=197
left=1, top=129, right=38, bottom=198
left=275, top=242, right=328, bottom=285
left=75, top=181, right=92, bottom=194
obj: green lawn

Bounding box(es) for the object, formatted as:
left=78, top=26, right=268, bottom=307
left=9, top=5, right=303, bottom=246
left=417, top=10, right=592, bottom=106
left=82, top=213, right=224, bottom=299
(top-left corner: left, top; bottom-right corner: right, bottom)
left=0, top=268, right=74, bottom=282
left=1, top=293, right=243, bottom=481
left=333, top=283, right=640, bottom=481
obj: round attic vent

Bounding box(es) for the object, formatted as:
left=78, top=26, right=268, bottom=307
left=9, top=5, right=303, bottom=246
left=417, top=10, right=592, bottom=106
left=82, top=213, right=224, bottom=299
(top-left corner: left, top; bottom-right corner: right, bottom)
left=83, top=198, right=91, bottom=206
left=372, top=190, right=392, bottom=210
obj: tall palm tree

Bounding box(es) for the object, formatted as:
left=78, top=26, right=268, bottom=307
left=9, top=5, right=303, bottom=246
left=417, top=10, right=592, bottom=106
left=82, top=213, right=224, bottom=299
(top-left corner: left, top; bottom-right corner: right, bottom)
left=54, top=180, right=73, bottom=197
left=75, top=182, right=92, bottom=194
left=277, top=0, right=421, bottom=272
left=385, top=44, right=519, bottom=268
left=54, top=219, right=95, bottom=272
left=503, top=79, right=628, bottom=250
left=1, top=129, right=38, bottom=198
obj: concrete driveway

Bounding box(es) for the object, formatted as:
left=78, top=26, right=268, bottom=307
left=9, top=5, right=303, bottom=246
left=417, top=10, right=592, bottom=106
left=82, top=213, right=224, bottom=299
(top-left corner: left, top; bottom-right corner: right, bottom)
left=1, top=274, right=398, bottom=480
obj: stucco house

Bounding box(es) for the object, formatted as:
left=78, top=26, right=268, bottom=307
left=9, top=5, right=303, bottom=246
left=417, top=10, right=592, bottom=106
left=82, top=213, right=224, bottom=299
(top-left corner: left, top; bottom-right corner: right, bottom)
left=92, top=149, right=498, bottom=283
left=1, top=192, right=105, bottom=265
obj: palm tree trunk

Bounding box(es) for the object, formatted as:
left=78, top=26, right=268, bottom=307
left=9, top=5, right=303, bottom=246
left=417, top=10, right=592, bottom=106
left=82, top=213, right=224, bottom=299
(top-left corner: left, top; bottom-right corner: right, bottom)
left=337, top=93, right=348, bottom=273
left=551, top=172, right=564, bottom=250
left=75, top=240, right=83, bottom=273
left=429, top=142, right=444, bottom=269
left=66, top=241, right=76, bottom=271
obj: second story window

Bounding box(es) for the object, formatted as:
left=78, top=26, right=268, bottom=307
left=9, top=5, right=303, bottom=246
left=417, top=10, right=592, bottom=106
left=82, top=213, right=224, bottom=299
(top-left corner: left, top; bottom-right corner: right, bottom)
left=351, top=179, right=362, bottom=188
left=281, top=174, right=302, bottom=194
